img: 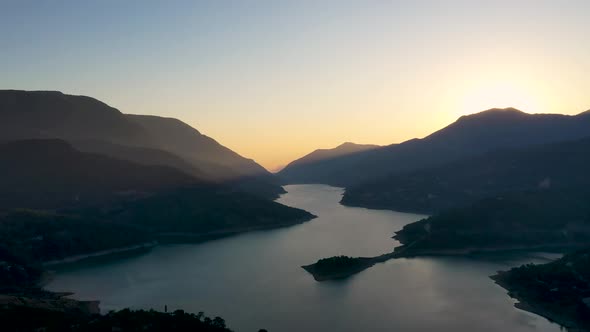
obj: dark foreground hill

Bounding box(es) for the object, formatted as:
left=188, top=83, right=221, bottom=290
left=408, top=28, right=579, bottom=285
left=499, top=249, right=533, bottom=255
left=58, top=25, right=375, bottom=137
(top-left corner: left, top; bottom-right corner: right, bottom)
left=343, top=136, right=590, bottom=213
left=279, top=108, right=590, bottom=189
left=0, top=307, right=234, bottom=332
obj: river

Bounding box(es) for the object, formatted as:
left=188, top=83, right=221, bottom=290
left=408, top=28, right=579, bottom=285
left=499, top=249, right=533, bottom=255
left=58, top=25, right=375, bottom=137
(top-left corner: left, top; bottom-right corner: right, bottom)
left=46, top=184, right=562, bottom=332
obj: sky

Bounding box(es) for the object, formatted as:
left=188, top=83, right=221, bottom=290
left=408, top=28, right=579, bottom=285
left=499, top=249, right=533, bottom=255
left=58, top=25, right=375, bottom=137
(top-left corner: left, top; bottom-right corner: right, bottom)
left=1, top=1, right=589, bottom=171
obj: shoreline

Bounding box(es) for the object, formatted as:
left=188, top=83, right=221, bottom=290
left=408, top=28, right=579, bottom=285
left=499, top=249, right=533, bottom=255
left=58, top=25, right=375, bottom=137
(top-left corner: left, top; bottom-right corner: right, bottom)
left=302, top=252, right=398, bottom=281
left=42, top=241, right=159, bottom=267
left=157, top=217, right=315, bottom=243
left=37, top=215, right=315, bottom=316
left=339, top=197, right=434, bottom=215
left=490, top=272, right=587, bottom=332
left=42, top=215, right=316, bottom=268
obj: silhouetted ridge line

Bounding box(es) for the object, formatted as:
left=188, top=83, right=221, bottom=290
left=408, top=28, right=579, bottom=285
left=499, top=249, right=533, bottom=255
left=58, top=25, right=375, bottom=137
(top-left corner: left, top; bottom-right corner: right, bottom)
left=279, top=108, right=590, bottom=189
left=0, top=89, right=283, bottom=199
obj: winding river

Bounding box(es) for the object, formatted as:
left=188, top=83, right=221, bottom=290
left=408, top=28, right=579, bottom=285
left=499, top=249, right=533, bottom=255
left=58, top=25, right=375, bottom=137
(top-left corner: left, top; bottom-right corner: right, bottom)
left=46, top=184, right=562, bottom=332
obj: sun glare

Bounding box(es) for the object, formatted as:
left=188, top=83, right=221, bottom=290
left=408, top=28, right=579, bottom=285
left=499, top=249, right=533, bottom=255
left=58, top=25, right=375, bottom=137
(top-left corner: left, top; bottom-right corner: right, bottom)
left=459, top=80, right=542, bottom=116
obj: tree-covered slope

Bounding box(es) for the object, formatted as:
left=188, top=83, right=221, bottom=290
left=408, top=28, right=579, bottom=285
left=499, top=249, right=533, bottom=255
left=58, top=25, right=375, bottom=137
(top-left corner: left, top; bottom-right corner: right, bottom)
left=394, top=189, right=590, bottom=254
left=492, top=248, right=590, bottom=331
left=0, top=139, right=198, bottom=209
left=343, top=136, right=590, bottom=213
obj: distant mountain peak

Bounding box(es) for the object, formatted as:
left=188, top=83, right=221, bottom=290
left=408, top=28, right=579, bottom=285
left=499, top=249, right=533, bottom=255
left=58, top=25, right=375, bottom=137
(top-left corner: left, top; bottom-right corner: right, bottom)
left=335, top=142, right=376, bottom=149
left=459, top=107, right=526, bottom=120
left=279, top=142, right=380, bottom=175
left=337, top=141, right=356, bottom=147
left=482, top=107, right=524, bottom=113
left=280, top=105, right=590, bottom=187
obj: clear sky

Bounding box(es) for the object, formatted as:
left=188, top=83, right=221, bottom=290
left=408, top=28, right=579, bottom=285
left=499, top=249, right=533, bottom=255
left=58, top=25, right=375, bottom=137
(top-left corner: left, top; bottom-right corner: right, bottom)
left=2, top=1, right=589, bottom=171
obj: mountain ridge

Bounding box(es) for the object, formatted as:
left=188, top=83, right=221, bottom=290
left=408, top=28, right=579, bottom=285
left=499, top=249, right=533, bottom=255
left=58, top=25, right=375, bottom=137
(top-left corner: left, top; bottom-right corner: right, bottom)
left=278, top=108, right=590, bottom=188
left=281, top=142, right=379, bottom=172
left=0, top=90, right=283, bottom=198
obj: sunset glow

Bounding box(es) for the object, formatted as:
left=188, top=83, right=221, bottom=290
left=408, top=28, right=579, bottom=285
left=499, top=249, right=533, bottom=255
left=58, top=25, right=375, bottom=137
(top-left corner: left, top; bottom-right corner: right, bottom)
left=459, top=80, right=542, bottom=117
left=1, top=1, right=589, bottom=170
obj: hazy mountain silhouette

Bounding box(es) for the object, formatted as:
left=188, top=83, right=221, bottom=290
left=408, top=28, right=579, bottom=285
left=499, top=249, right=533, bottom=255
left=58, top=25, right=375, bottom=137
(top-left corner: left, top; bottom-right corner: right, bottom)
left=126, top=114, right=268, bottom=179
left=0, top=90, right=283, bottom=198
left=71, top=139, right=205, bottom=179
left=278, top=108, right=590, bottom=187
left=343, top=136, right=590, bottom=213
left=0, top=90, right=154, bottom=147
left=280, top=142, right=379, bottom=173
left=126, top=114, right=285, bottom=198
left=0, top=139, right=198, bottom=209
left=0, top=138, right=314, bottom=241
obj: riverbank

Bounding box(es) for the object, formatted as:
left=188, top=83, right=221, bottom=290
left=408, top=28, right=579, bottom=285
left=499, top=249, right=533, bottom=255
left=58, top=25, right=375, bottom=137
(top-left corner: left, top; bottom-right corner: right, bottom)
left=41, top=215, right=316, bottom=270
left=491, top=271, right=588, bottom=332
left=43, top=241, right=159, bottom=267
left=158, top=217, right=315, bottom=244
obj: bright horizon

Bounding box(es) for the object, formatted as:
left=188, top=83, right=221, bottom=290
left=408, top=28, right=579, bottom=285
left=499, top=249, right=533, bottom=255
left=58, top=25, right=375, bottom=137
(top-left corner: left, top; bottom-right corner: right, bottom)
left=2, top=1, right=589, bottom=170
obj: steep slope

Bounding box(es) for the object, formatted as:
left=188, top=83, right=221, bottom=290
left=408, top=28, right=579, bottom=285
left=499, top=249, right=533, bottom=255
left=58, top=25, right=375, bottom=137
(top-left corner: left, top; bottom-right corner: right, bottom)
left=126, top=114, right=268, bottom=178
left=0, top=90, right=284, bottom=198
left=0, top=139, right=198, bottom=209
left=0, top=90, right=154, bottom=147
left=279, top=108, right=590, bottom=186
left=278, top=142, right=379, bottom=178
left=343, top=136, right=590, bottom=213
left=127, top=114, right=285, bottom=198
left=70, top=139, right=205, bottom=179
left=0, top=139, right=315, bottom=259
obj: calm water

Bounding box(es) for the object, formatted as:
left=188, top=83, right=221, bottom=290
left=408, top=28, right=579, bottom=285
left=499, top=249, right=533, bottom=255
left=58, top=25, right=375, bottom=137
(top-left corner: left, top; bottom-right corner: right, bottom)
left=46, top=184, right=562, bottom=332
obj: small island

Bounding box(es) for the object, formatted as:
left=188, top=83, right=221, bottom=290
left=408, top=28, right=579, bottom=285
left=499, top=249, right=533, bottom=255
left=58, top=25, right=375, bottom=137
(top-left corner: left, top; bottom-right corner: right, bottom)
left=302, top=256, right=370, bottom=281
left=302, top=254, right=397, bottom=281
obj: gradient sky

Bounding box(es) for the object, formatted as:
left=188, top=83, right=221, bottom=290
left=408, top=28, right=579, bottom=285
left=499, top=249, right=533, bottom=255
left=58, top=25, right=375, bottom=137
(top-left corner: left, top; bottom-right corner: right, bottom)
left=2, top=1, right=589, bottom=171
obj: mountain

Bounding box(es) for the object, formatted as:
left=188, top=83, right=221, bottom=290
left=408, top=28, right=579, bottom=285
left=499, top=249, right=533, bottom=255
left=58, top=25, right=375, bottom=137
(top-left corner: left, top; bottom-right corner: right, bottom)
left=278, top=108, right=590, bottom=187
left=0, top=139, right=198, bottom=209
left=343, top=136, right=590, bottom=213
left=126, top=114, right=285, bottom=199
left=0, top=139, right=314, bottom=259
left=70, top=139, right=204, bottom=179
left=278, top=142, right=379, bottom=181
left=126, top=114, right=268, bottom=179
left=0, top=90, right=283, bottom=198
left=0, top=90, right=154, bottom=147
